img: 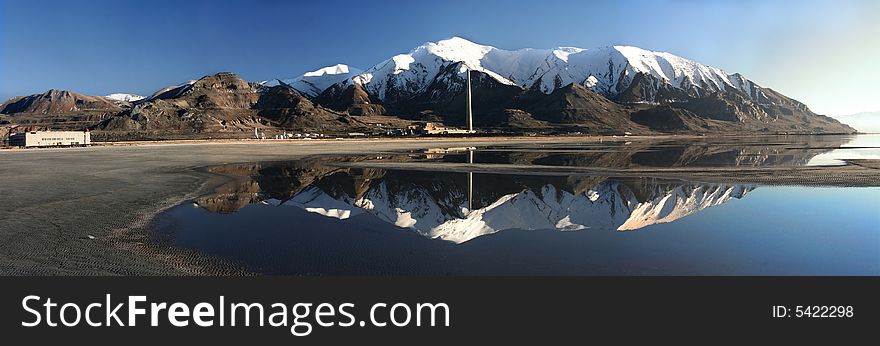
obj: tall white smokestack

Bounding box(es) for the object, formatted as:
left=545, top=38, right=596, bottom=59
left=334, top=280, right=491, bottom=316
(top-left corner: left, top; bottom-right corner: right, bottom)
left=466, top=68, right=473, bottom=132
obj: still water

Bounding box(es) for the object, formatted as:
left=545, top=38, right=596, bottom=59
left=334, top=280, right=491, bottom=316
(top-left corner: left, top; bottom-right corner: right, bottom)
left=152, top=135, right=880, bottom=275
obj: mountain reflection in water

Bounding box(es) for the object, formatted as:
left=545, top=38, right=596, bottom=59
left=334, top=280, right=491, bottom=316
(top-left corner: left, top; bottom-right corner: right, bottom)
left=196, top=164, right=752, bottom=243
left=153, top=136, right=880, bottom=275
left=193, top=135, right=859, bottom=242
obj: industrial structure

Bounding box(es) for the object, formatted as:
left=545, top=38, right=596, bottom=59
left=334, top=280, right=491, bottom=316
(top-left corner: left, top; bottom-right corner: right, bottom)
left=407, top=72, right=478, bottom=136
left=466, top=67, right=473, bottom=132
left=9, top=129, right=91, bottom=147
left=411, top=122, right=472, bottom=135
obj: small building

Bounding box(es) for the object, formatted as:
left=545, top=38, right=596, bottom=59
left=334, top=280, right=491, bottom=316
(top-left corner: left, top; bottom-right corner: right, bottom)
left=413, top=122, right=474, bottom=135
left=9, top=130, right=91, bottom=147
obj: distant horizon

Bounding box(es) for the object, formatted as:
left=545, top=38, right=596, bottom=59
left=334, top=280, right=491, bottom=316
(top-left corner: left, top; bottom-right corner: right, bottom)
left=2, top=0, right=879, bottom=116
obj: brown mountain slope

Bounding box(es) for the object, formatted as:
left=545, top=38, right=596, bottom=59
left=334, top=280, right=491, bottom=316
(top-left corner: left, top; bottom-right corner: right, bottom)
left=256, top=85, right=362, bottom=130
left=1, top=89, right=120, bottom=115
left=99, top=72, right=264, bottom=133
left=99, top=72, right=358, bottom=134
left=0, top=90, right=121, bottom=130
left=314, top=82, right=385, bottom=116
left=518, top=83, right=648, bottom=133
left=669, top=89, right=854, bottom=134
left=629, top=105, right=710, bottom=132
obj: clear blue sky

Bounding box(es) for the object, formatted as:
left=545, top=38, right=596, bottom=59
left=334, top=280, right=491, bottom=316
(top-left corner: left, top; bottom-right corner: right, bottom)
left=2, top=0, right=878, bottom=115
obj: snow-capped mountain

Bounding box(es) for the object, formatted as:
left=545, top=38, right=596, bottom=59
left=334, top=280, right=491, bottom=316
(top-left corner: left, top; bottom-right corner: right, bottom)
left=301, top=36, right=853, bottom=133
left=332, top=37, right=764, bottom=104
left=278, top=177, right=752, bottom=243
left=104, top=93, right=145, bottom=103
left=265, top=64, right=363, bottom=98
left=2, top=37, right=854, bottom=135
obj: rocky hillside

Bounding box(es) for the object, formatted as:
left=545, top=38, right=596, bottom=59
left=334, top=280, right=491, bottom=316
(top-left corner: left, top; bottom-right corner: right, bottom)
left=1, top=73, right=361, bottom=139
left=518, top=83, right=645, bottom=132
left=0, top=90, right=121, bottom=131
left=314, top=82, right=385, bottom=116
left=1, top=89, right=119, bottom=114
left=97, top=72, right=360, bottom=137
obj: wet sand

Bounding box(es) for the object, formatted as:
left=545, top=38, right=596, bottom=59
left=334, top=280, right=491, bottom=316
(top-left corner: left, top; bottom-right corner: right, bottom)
left=1, top=137, right=877, bottom=275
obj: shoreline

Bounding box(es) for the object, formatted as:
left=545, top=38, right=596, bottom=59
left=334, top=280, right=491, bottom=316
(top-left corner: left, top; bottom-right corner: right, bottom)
left=4, top=132, right=866, bottom=151
left=106, top=167, right=252, bottom=276
left=0, top=134, right=876, bottom=275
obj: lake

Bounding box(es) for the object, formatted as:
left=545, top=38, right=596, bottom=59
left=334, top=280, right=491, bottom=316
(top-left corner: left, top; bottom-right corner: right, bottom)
left=151, top=135, right=880, bottom=275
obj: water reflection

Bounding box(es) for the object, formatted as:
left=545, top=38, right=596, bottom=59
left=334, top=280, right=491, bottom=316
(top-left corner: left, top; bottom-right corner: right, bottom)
left=154, top=135, right=880, bottom=275
left=432, top=134, right=857, bottom=168
left=197, top=161, right=754, bottom=243
left=807, top=134, right=880, bottom=165
left=192, top=137, right=873, bottom=242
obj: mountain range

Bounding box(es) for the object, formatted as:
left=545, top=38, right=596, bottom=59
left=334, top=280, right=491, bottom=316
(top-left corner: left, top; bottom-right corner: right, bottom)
left=0, top=37, right=856, bottom=139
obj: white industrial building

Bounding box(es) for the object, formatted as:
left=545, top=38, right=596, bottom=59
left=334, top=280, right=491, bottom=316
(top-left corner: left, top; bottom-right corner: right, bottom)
left=9, top=130, right=91, bottom=147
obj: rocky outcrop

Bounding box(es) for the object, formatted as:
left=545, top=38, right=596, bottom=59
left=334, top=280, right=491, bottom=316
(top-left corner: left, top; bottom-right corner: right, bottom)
left=98, top=72, right=357, bottom=134
left=630, top=105, right=708, bottom=132
left=1, top=89, right=120, bottom=115
left=256, top=84, right=359, bottom=130
left=519, top=83, right=646, bottom=132
left=314, top=82, right=385, bottom=116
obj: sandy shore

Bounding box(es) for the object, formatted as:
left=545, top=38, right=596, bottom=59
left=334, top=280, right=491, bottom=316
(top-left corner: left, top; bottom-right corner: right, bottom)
left=1, top=136, right=877, bottom=275
left=85, top=135, right=670, bottom=147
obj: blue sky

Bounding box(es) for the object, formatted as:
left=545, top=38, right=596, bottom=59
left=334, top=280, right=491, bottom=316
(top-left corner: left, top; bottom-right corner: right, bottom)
left=2, top=0, right=878, bottom=115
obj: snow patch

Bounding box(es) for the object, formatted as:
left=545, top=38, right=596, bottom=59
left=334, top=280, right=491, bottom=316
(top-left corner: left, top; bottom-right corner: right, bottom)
left=266, top=64, right=363, bottom=98
left=104, top=93, right=145, bottom=102
left=284, top=187, right=363, bottom=220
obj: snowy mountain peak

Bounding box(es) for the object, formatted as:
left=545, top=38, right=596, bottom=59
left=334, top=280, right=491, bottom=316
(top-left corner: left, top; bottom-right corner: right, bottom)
left=267, top=64, right=364, bottom=98
left=331, top=37, right=764, bottom=104
left=551, top=47, right=586, bottom=62
left=104, top=93, right=145, bottom=102
left=302, top=63, right=355, bottom=77
left=611, top=45, right=738, bottom=92
left=423, top=36, right=495, bottom=64
left=346, top=37, right=520, bottom=102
